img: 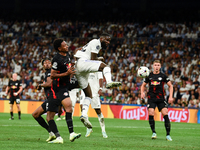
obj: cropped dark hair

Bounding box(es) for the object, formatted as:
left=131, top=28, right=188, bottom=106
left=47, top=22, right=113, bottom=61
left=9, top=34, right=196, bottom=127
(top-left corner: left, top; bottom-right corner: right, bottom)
left=100, top=32, right=111, bottom=37
left=53, top=38, right=64, bottom=51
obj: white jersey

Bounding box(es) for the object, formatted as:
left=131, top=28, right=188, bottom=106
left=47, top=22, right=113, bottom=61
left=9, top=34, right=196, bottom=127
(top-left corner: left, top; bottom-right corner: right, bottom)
left=88, top=72, right=103, bottom=97
left=74, top=39, right=101, bottom=60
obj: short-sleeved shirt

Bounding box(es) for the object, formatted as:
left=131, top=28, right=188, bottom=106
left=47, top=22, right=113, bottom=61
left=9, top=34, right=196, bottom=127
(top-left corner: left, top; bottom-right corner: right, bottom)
left=44, top=69, right=51, bottom=98
left=74, top=39, right=101, bottom=60
left=144, top=72, right=170, bottom=100
left=51, top=52, right=71, bottom=90
left=8, top=80, right=22, bottom=97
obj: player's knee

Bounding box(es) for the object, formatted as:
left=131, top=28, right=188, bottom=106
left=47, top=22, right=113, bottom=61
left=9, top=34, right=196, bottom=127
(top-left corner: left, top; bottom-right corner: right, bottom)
left=32, top=112, right=38, bottom=119
left=98, top=63, right=107, bottom=71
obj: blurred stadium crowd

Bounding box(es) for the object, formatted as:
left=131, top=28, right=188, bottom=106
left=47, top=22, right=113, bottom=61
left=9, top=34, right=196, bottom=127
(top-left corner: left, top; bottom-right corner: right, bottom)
left=0, top=20, right=200, bottom=108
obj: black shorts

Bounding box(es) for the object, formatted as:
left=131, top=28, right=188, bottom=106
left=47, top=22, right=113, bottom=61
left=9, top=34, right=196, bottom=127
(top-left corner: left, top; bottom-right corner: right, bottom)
left=147, top=98, right=168, bottom=112
left=9, top=96, right=20, bottom=104
left=47, top=87, right=70, bottom=113
left=41, top=100, right=49, bottom=112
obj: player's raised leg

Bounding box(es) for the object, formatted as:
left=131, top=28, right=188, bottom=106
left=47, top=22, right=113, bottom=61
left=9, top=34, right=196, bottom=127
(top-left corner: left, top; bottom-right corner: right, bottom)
left=98, top=63, right=121, bottom=89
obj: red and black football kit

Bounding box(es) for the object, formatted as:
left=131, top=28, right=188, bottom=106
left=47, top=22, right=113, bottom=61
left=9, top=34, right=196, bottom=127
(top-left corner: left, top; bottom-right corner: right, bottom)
left=8, top=80, right=22, bottom=104
left=144, top=72, right=170, bottom=112
left=47, top=52, right=72, bottom=113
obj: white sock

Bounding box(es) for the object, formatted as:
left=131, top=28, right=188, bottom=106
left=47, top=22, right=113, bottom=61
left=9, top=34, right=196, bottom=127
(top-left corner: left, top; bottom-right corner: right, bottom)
left=49, top=131, right=55, bottom=136
left=57, top=136, right=62, bottom=139
left=97, top=113, right=105, bottom=132
left=82, top=97, right=91, bottom=118
left=70, top=132, right=74, bottom=136
left=103, top=67, right=112, bottom=84
left=72, top=106, right=74, bottom=117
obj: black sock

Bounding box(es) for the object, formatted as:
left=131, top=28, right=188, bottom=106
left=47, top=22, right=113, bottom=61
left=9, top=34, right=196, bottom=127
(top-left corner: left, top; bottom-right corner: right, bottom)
left=48, top=120, right=60, bottom=137
left=66, top=112, right=74, bottom=133
left=58, top=113, right=61, bottom=117
left=35, top=116, right=51, bottom=132
left=149, top=115, right=156, bottom=133
left=18, top=111, right=21, bottom=118
left=164, top=115, right=171, bottom=136
left=10, top=112, right=13, bottom=118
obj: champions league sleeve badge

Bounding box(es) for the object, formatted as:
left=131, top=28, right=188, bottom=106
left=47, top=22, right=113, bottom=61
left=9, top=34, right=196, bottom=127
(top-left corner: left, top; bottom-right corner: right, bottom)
left=96, top=45, right=100, bottom=50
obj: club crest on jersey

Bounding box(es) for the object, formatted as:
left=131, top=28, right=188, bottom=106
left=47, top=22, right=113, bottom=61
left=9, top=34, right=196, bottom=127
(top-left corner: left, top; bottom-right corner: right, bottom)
left=66, top=63, right=71, bottom=69
left=151, top=81, right=160, bottom=85
left=64, top=92, right=68, bottom=96
left=158, top=77, right=162, bottom=80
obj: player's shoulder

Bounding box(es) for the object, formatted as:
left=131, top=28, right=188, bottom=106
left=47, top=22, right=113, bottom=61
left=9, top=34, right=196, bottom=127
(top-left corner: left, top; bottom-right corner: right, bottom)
left=52, top=53, right=60, bottom=61
left=89, top=39, right=100, bottom=45
left=160, top=72, right=167, bottom=77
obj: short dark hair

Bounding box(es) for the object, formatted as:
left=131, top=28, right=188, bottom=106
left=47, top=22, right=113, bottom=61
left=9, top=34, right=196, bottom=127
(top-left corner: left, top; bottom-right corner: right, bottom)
left=53, top=38, right=64, bottom=51
left=100, top=32, right=111, bottom=37
left=41, top=58, right=51, bottom=65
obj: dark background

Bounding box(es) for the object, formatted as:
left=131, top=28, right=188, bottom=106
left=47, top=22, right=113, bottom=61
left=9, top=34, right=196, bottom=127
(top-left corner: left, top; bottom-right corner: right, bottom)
left=0, top=0, right=200, bottom=23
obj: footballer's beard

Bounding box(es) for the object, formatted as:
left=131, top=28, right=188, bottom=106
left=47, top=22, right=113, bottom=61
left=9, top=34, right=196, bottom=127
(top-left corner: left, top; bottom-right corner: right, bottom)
left=101, top=42, right=107, bottom=50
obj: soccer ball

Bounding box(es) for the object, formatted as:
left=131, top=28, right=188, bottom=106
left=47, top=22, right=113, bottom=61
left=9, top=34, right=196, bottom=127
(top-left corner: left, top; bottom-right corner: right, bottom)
left=137, top=66, right=150, bottom=78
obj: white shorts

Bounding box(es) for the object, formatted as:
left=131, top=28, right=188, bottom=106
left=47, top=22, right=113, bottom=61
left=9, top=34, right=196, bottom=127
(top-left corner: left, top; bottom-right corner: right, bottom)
left=75, top=58, right=101, bottom=89
left=69, top=88, right=79, bottom=108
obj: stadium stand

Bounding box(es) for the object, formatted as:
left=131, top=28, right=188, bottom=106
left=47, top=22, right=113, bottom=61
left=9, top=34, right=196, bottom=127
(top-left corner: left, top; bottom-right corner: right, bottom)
left=0, top=19, right=200, bottom=108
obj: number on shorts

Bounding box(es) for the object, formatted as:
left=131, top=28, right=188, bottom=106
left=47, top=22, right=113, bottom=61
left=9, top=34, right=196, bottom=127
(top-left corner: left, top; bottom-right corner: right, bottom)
left=16, top=99, right=20, bottom=103
left=46, top=102, right=49, bottom=111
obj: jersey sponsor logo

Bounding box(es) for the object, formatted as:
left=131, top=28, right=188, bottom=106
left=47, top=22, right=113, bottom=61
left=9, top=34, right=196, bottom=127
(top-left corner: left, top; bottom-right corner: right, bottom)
left=160, top=108, right=189, bottom=123
left=15, top=83, right=18, bottom=85
left=66, top=63, right=71, bottom=69
left=158, top=77, right=162, bottom=80
left=11, top=85, right=17, bottom=89
left=151, top=81, right=160, bottom=85
left=64, top=92, right=69, bottom=96
left=119, top=106, right=148, bottom=120
left=52, top=62, right=57, bottom=69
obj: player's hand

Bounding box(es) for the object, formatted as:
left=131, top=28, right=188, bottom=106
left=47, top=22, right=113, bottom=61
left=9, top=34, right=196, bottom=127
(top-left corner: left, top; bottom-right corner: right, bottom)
left=67, top=66, right=76, bottom=75
left=168, top=97, right=174, bottom=104
left=37, top=84, right=42, bottom=90
left=13, top=92, right=18, bottom=96
left=98, top=57, right=104, bottom=61
left=141, top=93, right=145, bottom=99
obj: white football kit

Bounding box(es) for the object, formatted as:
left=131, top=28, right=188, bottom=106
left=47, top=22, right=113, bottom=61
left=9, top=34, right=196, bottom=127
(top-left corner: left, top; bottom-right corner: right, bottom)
left=79, top=72, right=103, bottom=109
left=74, top=39, right=102, bottom=89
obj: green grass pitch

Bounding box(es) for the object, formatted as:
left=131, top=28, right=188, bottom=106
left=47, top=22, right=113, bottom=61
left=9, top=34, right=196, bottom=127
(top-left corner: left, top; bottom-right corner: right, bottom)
left=0, top=113, right=199, bottom=150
